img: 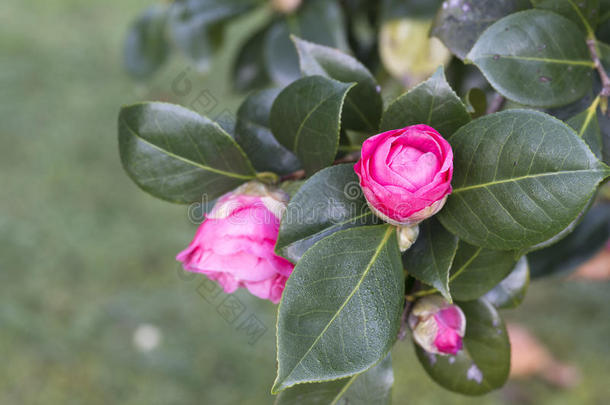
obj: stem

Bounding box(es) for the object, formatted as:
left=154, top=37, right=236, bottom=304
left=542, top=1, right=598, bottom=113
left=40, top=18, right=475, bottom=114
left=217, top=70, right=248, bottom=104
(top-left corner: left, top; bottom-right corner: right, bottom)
left=255, top=171, right=280, bottom=184
left=333, top=151, right=361, bottom=164
left=398, top=279, right=419, bottom=340
left=587, top=38, right=610, bottom=97
left=279, top=150, right=361, bottom=182
left=486, top=94, right=505, bottom=115
left=578, top=96, right=601, bottom=137
left=279, top=169, right=305, bottom=182
left=397, top=299, right=413, bottom=340
left=407, top=288, right=437, bottom=300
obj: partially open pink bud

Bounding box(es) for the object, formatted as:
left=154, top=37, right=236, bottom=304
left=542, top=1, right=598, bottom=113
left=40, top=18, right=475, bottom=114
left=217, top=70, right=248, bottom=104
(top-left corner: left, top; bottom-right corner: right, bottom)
left=354, top=125, right=453, bottom=225
left=176, top=182, right=293, bottom=304
left=408, top=296, right=466, bottom=355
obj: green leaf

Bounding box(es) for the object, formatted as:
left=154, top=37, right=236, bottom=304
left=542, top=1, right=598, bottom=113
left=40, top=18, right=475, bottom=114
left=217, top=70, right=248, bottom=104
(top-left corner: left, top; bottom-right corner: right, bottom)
left=466, top=10, right=594, bottom=107
left=123, top=5, right=170, bottom=79
left=265, top=21, right=301, bottom=86
left=275, top=164, right=380, bottom=263
left=464, top=88, right=487, bottom=119
left=523, top=195, right=594, bottom=253
left=381, top=0, right=443, bottom=20
left=274, top=225, right=404, bottom=392
left=431, top=0, right=530, bottom=59
left=484, top=257, right=530, bottom=309
left=274, top=354, right=393, bottom=405
left=234, top=89, right=301, bottom=175
left=402, top=218, right=458, bottom=301
left=264, top=0, right=349, bottom=86
left=415, top=299, right=510, bottom=396
left=449, top=242, right=518, bottom=301
left=438, top=109, right=610, bottom=250
left=232, top=25, right=271, bottom=92
left=528, top=202, right=610, bottom=278
left=341, top=354, right=393, bottom=405
left=531, top=0, right=599, bottom=34
left=168, top=0, right=254, bottom=71
left=292, top=36, right=382, bottom=132
left=118, top=102, right=256, bottom=203
left=567, top=99, right=603, bottom=158
left=270, top=76, right=355, bottom=175
left=380, top=67, right=471, bottom=137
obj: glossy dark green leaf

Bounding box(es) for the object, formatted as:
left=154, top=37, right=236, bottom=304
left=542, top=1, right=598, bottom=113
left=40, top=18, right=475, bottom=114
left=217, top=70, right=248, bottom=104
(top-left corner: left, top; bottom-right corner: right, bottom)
left=232, top=25, right=271, bottom=92
left=438, top=109, right=610, bottom=250
left=528, top=202, right=610, bottom=278
left=274, top=354, right=393, bottom=405
left=523, top=195, right=594, bottom=253
left=402, top=218, right=458, bottom=301
left=265, top=0, right=349, bottom=86
left=270, top=76, right=355, bottom=175
left=265, top=20, right=301, bottom=86
left=274, top=225, right=404, bottom=392
left=484, top=257, right=529, bottom=309
left=168, top=0, right=254, bottom=71
left=449, top=242, right=518, bottom=301
left=280, top=180, right=305, bottom=198
left=531, top=0, right=599, bottom=33
left=567, top=101, right=603, bottom=158
left=466, top=10, right=594, bottom=107
left=275, top=164, right=380, bottom=263
left=118, top=102, right=256, bottom=203
left=123, top=5, right=170, bottom=79
left=341, top=354, right=393, bottom=405
left=415, top=299, right=510, bottom=396
left=381, top=0, right=443, bottom=20
left=234, top=89, right=300, bottom=175
left=380, top=67, right=471, bottom=137
left=293, top=37, right=382, bottom=132
left=431, top=0, right=529, bottom=59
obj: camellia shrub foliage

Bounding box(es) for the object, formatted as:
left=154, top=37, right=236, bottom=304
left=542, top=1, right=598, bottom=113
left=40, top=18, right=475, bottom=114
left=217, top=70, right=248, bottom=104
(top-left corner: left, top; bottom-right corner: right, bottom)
left=119, top=0, right=610, bottom=401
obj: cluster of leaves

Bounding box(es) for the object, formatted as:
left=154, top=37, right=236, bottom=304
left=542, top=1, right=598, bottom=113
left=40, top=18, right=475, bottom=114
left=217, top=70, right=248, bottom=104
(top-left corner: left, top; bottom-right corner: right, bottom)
left=123, top=0, right=447, bottom=88
left=119, top=0, right=610, bottom=402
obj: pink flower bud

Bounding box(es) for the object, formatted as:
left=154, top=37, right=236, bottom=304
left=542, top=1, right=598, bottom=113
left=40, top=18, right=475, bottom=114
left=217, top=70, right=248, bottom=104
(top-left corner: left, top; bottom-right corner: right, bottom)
left=176, top=182, right=294, bottom=304
left=354, top=125, right=453, bottom=225
left=408, top=296, right=466, bottom=355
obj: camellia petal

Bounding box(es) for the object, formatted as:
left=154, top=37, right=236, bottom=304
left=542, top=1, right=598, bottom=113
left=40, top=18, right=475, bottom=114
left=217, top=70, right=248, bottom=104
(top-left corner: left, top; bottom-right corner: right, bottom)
left=355, top=124, right=453, bottom=224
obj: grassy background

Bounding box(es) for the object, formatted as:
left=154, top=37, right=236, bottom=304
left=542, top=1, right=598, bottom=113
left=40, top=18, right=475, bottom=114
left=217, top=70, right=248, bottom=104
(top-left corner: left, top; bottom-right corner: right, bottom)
left=1, top=0, right=609, bottom=404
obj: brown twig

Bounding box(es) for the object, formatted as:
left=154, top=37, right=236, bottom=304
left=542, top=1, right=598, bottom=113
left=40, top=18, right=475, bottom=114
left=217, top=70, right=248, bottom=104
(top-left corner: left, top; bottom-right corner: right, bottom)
left=279, top=169, right=305, bottom=182
left=279, top=151, right=361, bottom=183
left=486, top=94, right=505, bottom=115
left=333, top=151, right=361, bottom=164
left=587, top=38, right=610, bottom=97
left=397, top=299, right=413, bottom=341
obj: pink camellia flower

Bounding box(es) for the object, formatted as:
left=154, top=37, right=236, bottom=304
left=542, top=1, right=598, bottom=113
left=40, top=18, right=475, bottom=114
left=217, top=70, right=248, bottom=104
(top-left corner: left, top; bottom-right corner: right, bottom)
left=176, top=182, right=294, bottom=304
left=354, top=124, right=453, bottom=225
left=408, top=296, right=466, bottom=355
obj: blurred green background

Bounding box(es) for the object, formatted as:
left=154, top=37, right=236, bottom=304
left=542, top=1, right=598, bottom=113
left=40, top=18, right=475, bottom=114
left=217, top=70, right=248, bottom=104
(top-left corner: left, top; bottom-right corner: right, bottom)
left=1, top=0, right=609, bottom=404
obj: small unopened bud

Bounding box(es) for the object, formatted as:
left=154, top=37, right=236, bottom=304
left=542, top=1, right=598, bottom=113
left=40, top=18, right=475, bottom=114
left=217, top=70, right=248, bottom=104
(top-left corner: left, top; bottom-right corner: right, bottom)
left=408, top=296, right=466, bottom=355
left=271, top=0, right=301, bottom=14
left=397, top=224, right=419, bottom=251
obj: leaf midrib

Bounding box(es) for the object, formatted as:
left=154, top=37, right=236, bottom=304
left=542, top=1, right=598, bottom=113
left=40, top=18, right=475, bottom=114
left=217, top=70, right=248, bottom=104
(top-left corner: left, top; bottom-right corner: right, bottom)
left=121, top=117, right=255, bottom=180
left=475, top=54, right=594, bottom=67
left=276, top=225, right=393, bottom=390
left=453, top=168, right=608, bottom=193
left=293, top=85, right=346, bottom=152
